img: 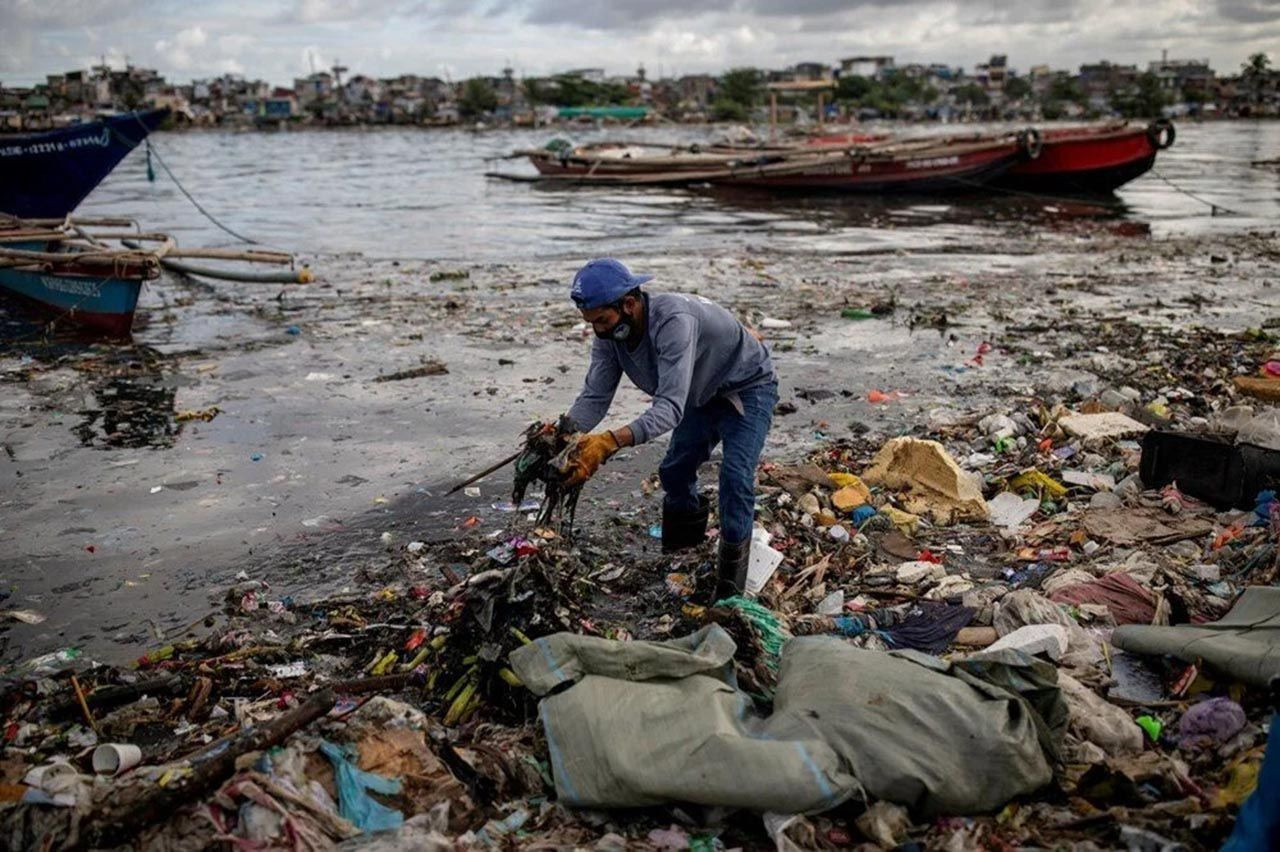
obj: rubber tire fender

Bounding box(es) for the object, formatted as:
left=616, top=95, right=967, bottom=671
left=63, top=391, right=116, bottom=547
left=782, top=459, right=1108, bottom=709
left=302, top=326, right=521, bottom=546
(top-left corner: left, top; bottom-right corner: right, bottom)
left=1018, top=127, right=1043, bottom=160
left=1148, top=118, right=1176, bottom=150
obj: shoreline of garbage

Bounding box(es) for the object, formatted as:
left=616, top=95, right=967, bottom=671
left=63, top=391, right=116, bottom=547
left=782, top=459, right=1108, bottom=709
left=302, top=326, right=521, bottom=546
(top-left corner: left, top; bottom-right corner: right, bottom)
left=1, top=221, right=1278, bottom=848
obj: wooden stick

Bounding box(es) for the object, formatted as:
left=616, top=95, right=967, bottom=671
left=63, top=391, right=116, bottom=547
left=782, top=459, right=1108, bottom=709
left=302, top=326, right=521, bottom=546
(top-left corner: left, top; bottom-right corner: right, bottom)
left=446, top=449, right=522, bottom=495
left=0, top=232, right=69, bottom=243
left=70, top=676, right=98, bottom=734
left=163, top=247, right=294, bottom=264
left=7, top=216, right=137, bottom=228
left=74, top=688, right=336, bottom=850
left=47, top=675, right=180, bottom=721
left=328, top=672, right=414, bottom=694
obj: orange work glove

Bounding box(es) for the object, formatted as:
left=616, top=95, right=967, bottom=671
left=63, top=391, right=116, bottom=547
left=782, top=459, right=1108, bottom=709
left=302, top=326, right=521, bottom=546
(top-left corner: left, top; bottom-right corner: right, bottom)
left=560, top=431, right=620, bottom=487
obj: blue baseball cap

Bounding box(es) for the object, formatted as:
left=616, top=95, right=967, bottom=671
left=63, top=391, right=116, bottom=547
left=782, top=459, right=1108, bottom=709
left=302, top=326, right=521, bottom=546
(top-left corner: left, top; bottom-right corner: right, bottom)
left=569, top=258, right=653, bottom=310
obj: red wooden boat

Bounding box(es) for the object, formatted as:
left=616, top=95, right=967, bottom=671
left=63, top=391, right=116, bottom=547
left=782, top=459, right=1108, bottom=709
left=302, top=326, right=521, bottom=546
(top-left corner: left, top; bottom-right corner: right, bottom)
left=798, top=120, right=1173, bottom=194
left=994, top=120, right=1174, bottom=194
left=710, top=133, right=1031, bottom=193
left=508, top=131, right=1039, bottom=193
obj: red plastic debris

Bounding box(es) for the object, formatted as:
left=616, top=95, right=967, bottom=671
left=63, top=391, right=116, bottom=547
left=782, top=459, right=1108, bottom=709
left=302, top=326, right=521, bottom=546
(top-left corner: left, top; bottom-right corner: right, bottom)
left=404, top=628, right=427, bottom=652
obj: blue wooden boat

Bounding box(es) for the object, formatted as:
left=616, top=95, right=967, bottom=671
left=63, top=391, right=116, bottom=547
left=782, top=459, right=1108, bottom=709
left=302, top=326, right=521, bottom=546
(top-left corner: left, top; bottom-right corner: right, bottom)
left=0, top=223, right=160, bottom=336
left=0, top=109, right=168, bottom=219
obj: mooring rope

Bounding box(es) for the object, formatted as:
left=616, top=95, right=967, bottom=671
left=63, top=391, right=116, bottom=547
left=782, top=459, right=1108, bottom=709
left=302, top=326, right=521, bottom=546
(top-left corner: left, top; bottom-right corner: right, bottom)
left=1149, top=168, right=1247, bottom=217
left=114, top=117, right=261, bottom=245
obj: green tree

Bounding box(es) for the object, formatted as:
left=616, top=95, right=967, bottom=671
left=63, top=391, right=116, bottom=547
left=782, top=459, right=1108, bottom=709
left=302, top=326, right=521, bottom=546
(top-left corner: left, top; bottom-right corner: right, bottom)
left=953, top=82, right=989, bottom=106
left=717, top=67, right=763, bottom=109
left=1242, top=52, right=1272, bottom=106
left=1040, top=76, right=1087, bottom=118
left=835, top=74, right=873, bottom=101
left=1047, top=76, right=1087, bottom=105
left=528, top=74, right=632, bottom=107
left=711, top=97, right=749, bottom=121
left=458, top=78, right=497, bottom=118
left=523, top=78, right=550, bottom=105
left=1110, top=72, right=1167, bottom=118
left=1003, top=76, right=1032, bottom=100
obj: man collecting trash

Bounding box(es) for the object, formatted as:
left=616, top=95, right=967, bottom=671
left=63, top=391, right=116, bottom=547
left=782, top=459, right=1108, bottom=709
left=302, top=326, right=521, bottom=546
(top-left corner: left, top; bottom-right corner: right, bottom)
left=555, top=257, right=778, bottom=598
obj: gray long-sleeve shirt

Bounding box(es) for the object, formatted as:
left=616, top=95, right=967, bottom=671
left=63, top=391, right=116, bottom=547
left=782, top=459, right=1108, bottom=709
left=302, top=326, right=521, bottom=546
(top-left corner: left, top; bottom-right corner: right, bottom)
left=567, top=292, right=775, bottom=445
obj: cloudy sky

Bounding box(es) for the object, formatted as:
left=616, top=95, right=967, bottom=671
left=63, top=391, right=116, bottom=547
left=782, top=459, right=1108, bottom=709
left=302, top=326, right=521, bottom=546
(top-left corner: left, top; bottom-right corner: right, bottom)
left=1, top=0, right=1276, bottom=87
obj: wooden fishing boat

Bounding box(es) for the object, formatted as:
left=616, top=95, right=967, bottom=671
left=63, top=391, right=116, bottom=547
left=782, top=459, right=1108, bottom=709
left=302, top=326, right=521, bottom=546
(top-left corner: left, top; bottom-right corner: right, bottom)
left=502, top=130, right=1038, bottom=193
left=517, top=140, right=781, bottom=176
left=994, top=120, right=1174, bottom=194
left=719, top=132, right=1032, bottom=193
left=793, top=121, right=1173, bottom=194
left=0, top=219, right=160, bottom=336
left=0, top=215, right=302, bottom=337
left=0, top=109, right=168, bottom=219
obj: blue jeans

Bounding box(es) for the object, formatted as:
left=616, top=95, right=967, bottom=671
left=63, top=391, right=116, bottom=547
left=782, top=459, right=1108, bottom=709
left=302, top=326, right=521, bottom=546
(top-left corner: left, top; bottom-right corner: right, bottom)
left=659, top=381, right=778, bottom=545
left=1223, top=710, right=1280, bottom=851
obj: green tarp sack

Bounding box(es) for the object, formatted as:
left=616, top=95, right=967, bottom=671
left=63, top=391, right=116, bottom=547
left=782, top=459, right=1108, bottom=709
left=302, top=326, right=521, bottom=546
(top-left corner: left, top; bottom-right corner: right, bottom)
left=511, top=625, right=1062, bottom=818
left=1112, top=586, right=1280, bottom=687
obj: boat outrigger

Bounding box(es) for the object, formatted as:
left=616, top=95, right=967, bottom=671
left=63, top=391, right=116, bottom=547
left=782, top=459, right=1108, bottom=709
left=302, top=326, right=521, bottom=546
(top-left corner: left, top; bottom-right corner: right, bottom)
left=0, top=215, right=306, bottom=337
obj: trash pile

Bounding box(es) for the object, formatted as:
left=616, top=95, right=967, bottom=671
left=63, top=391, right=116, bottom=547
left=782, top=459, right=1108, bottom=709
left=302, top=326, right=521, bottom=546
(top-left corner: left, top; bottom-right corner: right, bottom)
left=3, top=339, right=1279, bottom=850
left=0, top=536, right=650, bottom=849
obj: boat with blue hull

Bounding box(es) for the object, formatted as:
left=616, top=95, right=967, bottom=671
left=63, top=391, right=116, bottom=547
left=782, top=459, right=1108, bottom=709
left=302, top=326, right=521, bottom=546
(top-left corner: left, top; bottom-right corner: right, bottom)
left=0, top=251, right=150, bottom=337
left=0, top=220, right=159, bottom=336
left=0, top=109, right=168, bottom=219
left=0, top=216, right=303, bottom=337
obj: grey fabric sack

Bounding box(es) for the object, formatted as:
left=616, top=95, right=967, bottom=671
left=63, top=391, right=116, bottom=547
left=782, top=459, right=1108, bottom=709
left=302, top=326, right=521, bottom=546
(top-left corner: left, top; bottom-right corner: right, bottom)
left=511, top=625, right=1060, bottom=818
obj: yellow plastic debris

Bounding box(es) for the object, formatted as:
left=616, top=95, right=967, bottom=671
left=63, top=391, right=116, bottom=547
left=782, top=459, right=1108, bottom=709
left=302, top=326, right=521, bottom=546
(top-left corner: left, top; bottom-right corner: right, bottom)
left=1009, top=469, right=1068, bottom=500
left=880, top=506, right=920, bottom=536
left=1212, top=758, right=1261, bottom=809
left=831, top=477, right=872, bottom=511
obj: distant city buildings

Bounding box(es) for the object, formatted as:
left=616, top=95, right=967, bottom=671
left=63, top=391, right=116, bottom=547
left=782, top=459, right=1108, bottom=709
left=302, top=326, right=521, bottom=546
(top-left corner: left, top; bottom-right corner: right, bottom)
left=1, top=50, right=1275, bottom=131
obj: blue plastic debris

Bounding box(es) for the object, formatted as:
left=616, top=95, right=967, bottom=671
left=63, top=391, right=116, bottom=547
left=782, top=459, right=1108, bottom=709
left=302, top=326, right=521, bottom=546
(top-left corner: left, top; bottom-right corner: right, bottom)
left=319, top=740, right=404, bottom=833
left=250, top=452, right=264, bottom=462
left=286, top=325, right=301, bottom=335
left=1253, top=490, right=1277, bottom=527
left=850, top=505, right=877, bottom=527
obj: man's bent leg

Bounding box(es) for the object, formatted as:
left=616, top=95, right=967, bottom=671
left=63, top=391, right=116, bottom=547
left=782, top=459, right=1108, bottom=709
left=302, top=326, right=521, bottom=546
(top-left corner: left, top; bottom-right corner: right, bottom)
left=715, top=382, right=778, bottom=543
left=659, top=402, right=718, bottom=511
left=659, top=402, right=719, bottom=552
left=713, top=382, right=778, bottom=596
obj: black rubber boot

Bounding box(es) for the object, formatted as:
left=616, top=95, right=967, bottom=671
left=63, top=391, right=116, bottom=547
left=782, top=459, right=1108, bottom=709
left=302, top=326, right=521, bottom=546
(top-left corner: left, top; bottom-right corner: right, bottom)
left=714, top=537, right=751, bottom=601
left=662, top=496, right=710, bottom=554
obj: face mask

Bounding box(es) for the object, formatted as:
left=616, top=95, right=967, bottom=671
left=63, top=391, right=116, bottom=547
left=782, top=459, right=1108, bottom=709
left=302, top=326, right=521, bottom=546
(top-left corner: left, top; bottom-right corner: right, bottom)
left=594, top=311, right=634, bottom=342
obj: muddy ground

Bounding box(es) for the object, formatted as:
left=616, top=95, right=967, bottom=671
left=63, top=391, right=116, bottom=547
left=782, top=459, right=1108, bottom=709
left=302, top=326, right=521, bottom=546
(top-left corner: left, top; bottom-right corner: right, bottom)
left=0, top=217, right=1276, bottom=667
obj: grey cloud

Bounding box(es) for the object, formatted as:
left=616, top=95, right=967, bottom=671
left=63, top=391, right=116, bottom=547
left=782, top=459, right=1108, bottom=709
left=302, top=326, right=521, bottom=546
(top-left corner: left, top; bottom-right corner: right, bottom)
left=276, top=0, right=499, bottom=24
left=518, top=0, right=1092, bottom=31
left=518, top=0, right=734, bottom=29
left=1215, top=0, right=1280, bottom=22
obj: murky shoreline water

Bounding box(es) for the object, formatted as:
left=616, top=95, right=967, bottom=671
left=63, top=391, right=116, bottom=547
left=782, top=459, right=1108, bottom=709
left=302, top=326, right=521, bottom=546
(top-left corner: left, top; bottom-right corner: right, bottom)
left=78, top=121, right=1280, bottom=260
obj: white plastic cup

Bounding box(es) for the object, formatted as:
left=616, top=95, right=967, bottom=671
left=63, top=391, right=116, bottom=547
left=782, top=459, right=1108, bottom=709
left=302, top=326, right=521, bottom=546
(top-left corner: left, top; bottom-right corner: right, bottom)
left=92, top=743, right=142, bottom=776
